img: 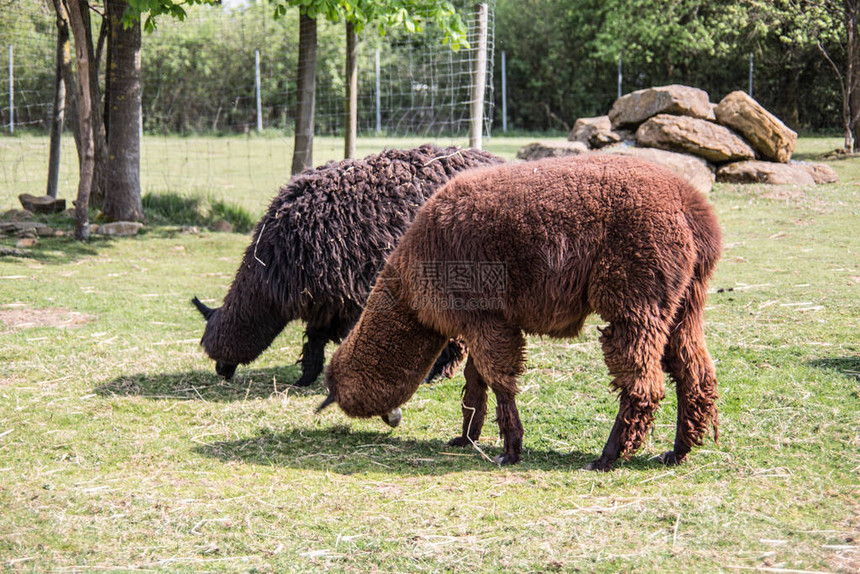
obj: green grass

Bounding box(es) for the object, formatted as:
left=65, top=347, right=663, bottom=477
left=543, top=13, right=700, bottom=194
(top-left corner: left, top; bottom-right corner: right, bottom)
left=0, top=134, right=540, bottom=217
left=0, top=135, right=858, bottom=572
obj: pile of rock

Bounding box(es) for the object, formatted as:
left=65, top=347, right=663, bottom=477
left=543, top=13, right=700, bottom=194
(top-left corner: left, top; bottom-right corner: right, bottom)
left=18, top=193, right=67, bottom=214
left=518, top=84, right=837, bottom=193
left=0, top=214, right=63, bottom=250
left=1, top=203, right=146, bottom=253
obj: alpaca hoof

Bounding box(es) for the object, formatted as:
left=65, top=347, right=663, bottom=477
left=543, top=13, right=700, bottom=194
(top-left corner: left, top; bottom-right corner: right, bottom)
left=381, top=408, right=402, bottom=428
left=292, top=375, right=315, bottom=387
left=583, top=458, right=613, bottom=472
left=448, top=436, right=471, bottom=447
left=492, top=454, right=519, bottom=466
left=657, top=450, right=687, bottom=466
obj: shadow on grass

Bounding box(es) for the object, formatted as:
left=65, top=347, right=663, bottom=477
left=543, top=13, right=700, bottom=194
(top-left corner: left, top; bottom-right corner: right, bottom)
left=807, top=356, right=860, bottom=381
left=96, top=367, right=669, bottom=475
left=790, top=152, right=825, bottom=162
left=193, top=424, right=660, bottom=476
left=95, top=365, right=321, bottom=402
left=1, top=235, right=104, bottom=264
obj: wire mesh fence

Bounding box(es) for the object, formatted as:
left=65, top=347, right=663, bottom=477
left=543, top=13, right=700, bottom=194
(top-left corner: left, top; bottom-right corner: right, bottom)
left=0, top=1, right=56, bottom=134
left=0, top=0, right=497, bottom=210
left=0, top=0, right=495, bottom=138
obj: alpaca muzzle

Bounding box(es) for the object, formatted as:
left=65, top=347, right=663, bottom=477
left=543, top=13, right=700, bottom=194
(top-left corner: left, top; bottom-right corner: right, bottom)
left=315, top=391, right=401, bottom=428
left=216, top=361, right=237, bottom=380
left=381, top=407, right=402, bottom=428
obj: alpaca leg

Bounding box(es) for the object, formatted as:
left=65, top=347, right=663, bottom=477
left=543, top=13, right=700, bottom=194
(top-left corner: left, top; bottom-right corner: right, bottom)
left=492, top=388, right=524, bottom=465
left=449, top=355, right=488, bottom=447
left=585, top=320, right=668, bottom=471
left=294, top=329, right=329, bottom=387
left=424, top=337, right=468, bottom=384
left=659, top=296, right=719, bottom=465
left=465, top=323, right=527, bottom=465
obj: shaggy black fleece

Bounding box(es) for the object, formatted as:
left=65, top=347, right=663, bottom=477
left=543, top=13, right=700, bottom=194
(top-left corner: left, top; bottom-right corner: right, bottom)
left=194, top=144, right=503, bottom=385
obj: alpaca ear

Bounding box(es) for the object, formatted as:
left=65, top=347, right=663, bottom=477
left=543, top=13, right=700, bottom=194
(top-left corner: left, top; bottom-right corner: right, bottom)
left=191, top=296, right=216, bottom=321
left=316, top=391, right=337, bottom=414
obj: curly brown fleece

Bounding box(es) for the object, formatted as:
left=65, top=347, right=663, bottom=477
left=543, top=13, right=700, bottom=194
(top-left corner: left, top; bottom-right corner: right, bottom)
left=324, top=154, right=721, bottom=470
left=193, top=144, right=502, bottom=385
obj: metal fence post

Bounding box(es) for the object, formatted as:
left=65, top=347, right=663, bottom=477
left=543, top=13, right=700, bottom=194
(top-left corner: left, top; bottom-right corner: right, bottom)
left=255, top=49, right=263, bottom=133
left=139, top=92, right=143, bottom=141
left=375, top=48, right=381, bottom=135
left=8, top=45, right=13, bottom=133
left=501, top=50, right=507, bottom=133
left=469, top=3, right=488, bottom=149
left=749, top=52, right=754, bottom=98
left=617, top=54, right=623, bottom=99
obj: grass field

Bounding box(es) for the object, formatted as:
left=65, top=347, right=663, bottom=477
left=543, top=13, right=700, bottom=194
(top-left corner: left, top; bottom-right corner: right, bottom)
left=0, top=134, right=536, bottom=217
left=0, top=135, right=858, bottom=572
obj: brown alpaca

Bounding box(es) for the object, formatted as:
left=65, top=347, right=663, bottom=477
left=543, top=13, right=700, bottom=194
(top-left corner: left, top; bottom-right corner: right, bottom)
left=320, top=155, right=722, bottom=470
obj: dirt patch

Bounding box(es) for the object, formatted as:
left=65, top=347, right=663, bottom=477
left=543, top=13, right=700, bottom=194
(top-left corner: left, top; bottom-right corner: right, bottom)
left=0, top=305, right=94, bottom=329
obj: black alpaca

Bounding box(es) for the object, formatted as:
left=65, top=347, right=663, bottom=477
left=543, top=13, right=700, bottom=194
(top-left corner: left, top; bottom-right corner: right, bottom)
left=193, top=145, right=503, bottom=385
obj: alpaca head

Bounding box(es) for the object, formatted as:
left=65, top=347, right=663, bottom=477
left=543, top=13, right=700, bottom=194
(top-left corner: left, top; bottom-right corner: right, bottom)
left=317, top=345, right=404, bottom=429
left=317, top=286, right=448, bottom=426
left=192, top=296, right=238, bottom=380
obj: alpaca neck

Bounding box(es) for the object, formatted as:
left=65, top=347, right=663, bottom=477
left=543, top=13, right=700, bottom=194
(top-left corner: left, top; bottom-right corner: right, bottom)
left=361, top=291, right=448, bottom=383
left=206, top=271, right=287, bottom=365
left=333, top=288, right=447, bottom=417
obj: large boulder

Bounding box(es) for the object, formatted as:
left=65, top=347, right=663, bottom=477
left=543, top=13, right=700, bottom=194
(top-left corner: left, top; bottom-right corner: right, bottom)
left=714, top=91, right=797, bottom=163
left=598, top=145, right=715, bottom=195
left=797, top=162, right=838, bottom=184
left=716, top=160, right=816, bottom=185
left=568, top=116, right=630, bottom=148
left=18, top=194, right=66, bottom=214
left=636, top=114, right=756, bottom=163
left=516, top=141, right=588, bottom=161
left=609, top=84, right=713, bottom=129
left=569, top=116, right=609, bottom=143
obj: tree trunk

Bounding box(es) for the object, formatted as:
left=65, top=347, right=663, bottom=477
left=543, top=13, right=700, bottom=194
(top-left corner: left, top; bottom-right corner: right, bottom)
left=104, top=11, right=112, bottom=140
left=344, top=21, right=357, bottom=159
left=101, top=9, right=111, bottom=140
left=55, top=0, right=82, bottom=165
left=781, top=54, right=801, bottom=129
left=47, top=0, right=71, bottom=199
left=102, top=0, right=143, bottom=221
left=292, top=13, right=317, bottom=175
left=79, top=1, right=108, bottom=208
left=848, top=1, right=860, bottom=152
left=67, top=0, right=94, bottom=241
